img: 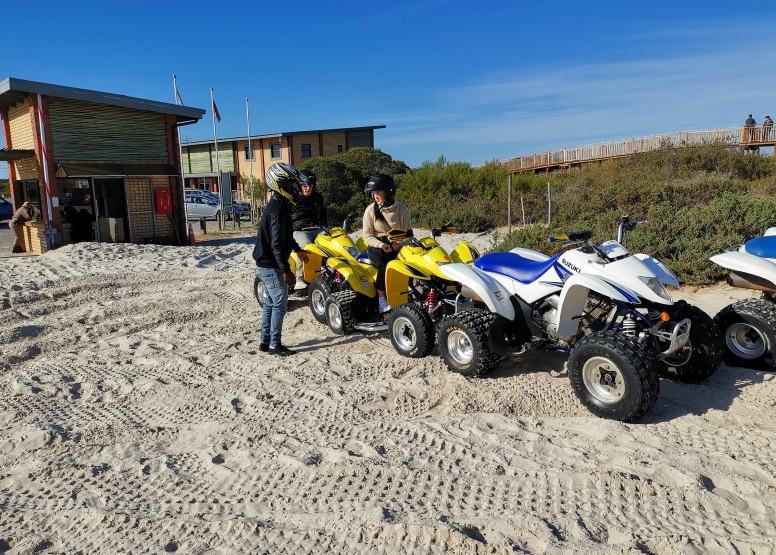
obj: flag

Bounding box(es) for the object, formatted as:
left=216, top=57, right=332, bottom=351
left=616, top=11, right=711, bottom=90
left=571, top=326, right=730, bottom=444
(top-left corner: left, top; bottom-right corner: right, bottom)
left=212, top=98, right=221, bottom=123
left=175, top=86, right=183, bottom=106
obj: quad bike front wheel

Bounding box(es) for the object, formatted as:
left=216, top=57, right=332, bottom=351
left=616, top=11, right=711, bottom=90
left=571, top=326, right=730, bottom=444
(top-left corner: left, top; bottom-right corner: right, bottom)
left=568, top=331, right=659, bottom=422
left=437, top=308, right=503, bottom=377
left=388, top=302, right=435, bottom=358
left=325, top=290, right=356, bottom=335
left=253, top=276, right=268, bottom=309
left=714, top=298, right=776, bottom=370
left=309, top=276, right=334, bottom=324
left=658, top=301, right=723, bottom=383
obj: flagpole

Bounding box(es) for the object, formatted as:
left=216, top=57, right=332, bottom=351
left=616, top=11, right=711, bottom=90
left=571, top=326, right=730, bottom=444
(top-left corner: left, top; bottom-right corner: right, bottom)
left=246, top=97, right=255, bottom=225
left=210, top=88, right=223, bottom=229
left=173, top=75, right=189, bottom=230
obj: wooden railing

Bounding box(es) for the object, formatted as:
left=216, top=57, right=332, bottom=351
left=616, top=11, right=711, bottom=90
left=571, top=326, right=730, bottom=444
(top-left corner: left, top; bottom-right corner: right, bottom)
left=502, top=126, right=776, bottom=172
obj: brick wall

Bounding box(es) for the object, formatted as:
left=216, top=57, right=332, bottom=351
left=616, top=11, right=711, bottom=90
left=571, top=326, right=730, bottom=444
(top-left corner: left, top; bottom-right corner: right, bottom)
left=125, top=177, right=175, bottom=242
left=321, top=131, right=347, bottom=157
left=20, top=221, right=46, bottom=254
left=8, top=99, right=34, bottom=150
left=292, top=133, right=320, bottom=163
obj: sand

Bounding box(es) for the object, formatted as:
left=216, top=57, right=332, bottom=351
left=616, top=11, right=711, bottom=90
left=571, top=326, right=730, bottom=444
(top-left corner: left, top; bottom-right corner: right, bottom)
left=0, top=232, right=774, bottom=554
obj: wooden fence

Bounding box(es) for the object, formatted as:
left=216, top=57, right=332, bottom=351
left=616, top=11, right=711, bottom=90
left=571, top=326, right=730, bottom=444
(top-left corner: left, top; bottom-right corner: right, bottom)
left=502, top=126, right=776, bottom=173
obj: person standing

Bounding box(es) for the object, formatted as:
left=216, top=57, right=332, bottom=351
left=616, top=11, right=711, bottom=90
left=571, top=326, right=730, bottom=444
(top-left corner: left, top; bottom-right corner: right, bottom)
left=763, top=115, right=774, bottom=141
left=9, top=201, right=40, bottom=253
left=252, top=163, right=309, bottom=356
left=361, top=174, right=411, bottom=313
left=289, top=169, right=327, bottom=297
left=745, top=114, right=757, bottom=127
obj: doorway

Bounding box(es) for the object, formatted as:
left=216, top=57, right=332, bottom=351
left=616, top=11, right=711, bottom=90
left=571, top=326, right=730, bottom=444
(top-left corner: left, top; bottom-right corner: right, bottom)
left=93, top=178, right=130, bottom=243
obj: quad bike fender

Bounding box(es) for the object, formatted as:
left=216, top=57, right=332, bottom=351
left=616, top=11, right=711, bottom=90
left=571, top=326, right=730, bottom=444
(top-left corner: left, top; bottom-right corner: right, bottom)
left=450, top=242, right=481, bottom=264
left=355, top=236, right=367, bottom=253
left=765, top=227, right=776, bottom=237
left=710, top=251, right=776, bottom=292
left=327, top=258, right=377, bottom=297
left=557, top=274, right=638, bottom=338
left=633, top=253, right=680, bottom=287
left=385, top=260, right=430, bottom=308
left=438, top=263, right=516, bottom=320
left=290, top=249, right=325, bottom=284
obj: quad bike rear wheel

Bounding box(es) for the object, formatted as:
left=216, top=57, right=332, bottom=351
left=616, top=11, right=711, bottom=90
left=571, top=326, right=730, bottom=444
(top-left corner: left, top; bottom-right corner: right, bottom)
left=568, top=331, right=659, bottom=422
left=658, top=301, right=723, bottom=383
left=325, top=290, right=356, bottom=335
left=253, top=275, right=268, bottom=309
left=714, top=297, right=776, bottom=370
left=388, top=302, right=435, bottom=358
left=309, top=276, right=335, bottom=324
left=437, top=308, right=503, bottom=377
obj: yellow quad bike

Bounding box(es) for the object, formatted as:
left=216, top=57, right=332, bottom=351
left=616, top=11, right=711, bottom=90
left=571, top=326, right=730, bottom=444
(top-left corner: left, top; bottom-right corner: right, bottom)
left=253, top=216, right=364, bottom=312
left=323, top=224, right=484, bottom=358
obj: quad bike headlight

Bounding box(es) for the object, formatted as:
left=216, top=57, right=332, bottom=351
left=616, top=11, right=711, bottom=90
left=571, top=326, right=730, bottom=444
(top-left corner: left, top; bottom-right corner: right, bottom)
left=344, top=246, right=358, bottom=257
left=639, top=276, right=672, bottom=301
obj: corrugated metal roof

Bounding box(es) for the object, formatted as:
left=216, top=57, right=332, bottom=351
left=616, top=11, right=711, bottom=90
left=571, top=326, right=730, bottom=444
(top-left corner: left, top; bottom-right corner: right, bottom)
left=0, top=77, right=205, bottom=122
left=181, top=125, right=386, bottom=147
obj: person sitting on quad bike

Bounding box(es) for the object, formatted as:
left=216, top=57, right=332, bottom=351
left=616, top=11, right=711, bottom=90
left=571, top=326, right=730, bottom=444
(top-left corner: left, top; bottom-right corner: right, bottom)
left=362, top=174, right=412, bottom=313
left=252, top=163, right=310, bottom=356
left=290, top=169, right=328, bottom=298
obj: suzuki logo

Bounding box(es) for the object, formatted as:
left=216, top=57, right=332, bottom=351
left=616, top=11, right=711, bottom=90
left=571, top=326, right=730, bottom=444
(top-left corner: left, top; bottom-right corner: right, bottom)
left=561, top=258, right=581, bottom=273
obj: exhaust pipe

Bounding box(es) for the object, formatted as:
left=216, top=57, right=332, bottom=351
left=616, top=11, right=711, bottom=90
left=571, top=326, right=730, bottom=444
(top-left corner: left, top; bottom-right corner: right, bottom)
left=727, top=270, right=776, bottom=293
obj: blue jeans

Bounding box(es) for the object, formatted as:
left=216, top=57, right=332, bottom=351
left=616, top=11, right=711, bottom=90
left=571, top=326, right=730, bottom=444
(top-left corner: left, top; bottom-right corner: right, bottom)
left=256, top=267, right=288, bottom=348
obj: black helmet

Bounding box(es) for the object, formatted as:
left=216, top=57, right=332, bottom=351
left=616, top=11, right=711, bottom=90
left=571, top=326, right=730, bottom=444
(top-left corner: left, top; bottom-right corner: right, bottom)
left=265, top=163, right=303, bottom=204
left=364, top=174, right=396, bottom=196
left=299, top=169, right=317, bottom=191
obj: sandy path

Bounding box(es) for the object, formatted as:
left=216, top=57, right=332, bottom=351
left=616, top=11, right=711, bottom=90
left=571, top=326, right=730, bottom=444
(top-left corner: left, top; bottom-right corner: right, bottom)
left=0, top=240, right=774, bottom=554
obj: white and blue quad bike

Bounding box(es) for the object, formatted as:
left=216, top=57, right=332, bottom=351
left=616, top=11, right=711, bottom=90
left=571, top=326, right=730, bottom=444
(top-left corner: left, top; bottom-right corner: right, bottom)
left=710, top=227, right=776, bottom=369
left=446, top=215, right=722, bottom=421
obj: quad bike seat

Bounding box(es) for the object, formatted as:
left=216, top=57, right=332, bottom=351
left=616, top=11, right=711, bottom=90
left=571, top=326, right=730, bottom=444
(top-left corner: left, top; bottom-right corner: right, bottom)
left=744, top=236, right=776, bottom=259
left=475, top=252, right=561, bottom=284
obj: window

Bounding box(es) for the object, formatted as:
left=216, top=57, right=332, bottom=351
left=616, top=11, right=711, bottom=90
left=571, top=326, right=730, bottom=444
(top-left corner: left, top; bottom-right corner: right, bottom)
left=270, top=142, right=281, bottom=160
left=301, top=143, right=312, bottom=158
left=337, top=145, right=343, bottom=153
left=244, top=144, right=255, bottom=161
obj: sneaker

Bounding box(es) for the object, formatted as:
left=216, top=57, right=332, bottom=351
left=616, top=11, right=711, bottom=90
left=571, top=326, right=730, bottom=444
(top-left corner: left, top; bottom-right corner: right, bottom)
left=288, top=288, right=308, bottom=300
left=259, top=343, right=269, bottom=352
left=378, top=296, right=392, bottom=313
left=294, top=280, right=309, bottom=290
left=268, top=344, right=296, bottom=356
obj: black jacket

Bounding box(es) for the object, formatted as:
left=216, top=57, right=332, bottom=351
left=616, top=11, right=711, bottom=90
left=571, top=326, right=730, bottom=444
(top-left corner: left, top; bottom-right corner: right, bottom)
left=290, top=191, right=327, bottom=231
left=252, top=193, right=301, bottom=273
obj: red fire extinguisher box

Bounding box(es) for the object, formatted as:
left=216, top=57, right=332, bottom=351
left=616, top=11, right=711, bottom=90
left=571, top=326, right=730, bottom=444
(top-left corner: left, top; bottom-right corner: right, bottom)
left=154, top=188, right=172, bottom=214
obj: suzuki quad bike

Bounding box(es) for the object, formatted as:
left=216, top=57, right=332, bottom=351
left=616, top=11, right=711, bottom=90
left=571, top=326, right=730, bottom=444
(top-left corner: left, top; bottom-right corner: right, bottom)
left=323, top=226, right=500, bottom=359
left=451, top=215, right=722, bottom=421
left=253, top=216, right=363, bottom=311
left=710, top=227, right=776, bottom=369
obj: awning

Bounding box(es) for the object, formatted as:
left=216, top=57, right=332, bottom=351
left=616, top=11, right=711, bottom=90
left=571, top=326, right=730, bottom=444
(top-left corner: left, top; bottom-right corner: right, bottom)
left=57, top=162, right=178, bottom=177
left=0, top=148, right=35, bottom=161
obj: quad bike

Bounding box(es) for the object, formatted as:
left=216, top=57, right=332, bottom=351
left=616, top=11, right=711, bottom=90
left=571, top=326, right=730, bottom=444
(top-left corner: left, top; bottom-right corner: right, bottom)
left=710, top=227, right=776, bottom=369
left=253, top=216, right=363, bottom=311
left=323, top=225, right=500, bottom=359
left=453, top=214, right=722, bottom=421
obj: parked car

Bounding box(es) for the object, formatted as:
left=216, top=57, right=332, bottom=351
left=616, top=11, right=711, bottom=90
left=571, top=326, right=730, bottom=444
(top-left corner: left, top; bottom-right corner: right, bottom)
left=0, top=196, right=13, bottom=222
left=185, top=190, right=248, bottom=221
left=185, top=194, right=222, bottom=221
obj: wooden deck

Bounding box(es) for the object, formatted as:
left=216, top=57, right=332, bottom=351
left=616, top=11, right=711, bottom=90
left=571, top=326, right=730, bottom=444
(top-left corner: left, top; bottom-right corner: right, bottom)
left=502, top=127, right=776, bottom=173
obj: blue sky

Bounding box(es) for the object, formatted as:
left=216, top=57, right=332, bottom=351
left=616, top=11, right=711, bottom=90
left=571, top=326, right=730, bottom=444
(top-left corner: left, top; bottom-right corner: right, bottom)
left=2, top=0, right=775, bottom=179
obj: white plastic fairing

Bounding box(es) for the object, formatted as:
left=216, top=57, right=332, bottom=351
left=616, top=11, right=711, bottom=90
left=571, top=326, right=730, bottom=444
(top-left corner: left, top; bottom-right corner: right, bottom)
left=710, top=251, right=776, bottom=286
left=598, top=240, right=630, bottom=259
left=764, top=228, right=776, bottom=237
left=633, top=253, right=680, bottom=287
left=556, top=274, right=633, bottom=337
left=439, top=263, right=516, bottom=320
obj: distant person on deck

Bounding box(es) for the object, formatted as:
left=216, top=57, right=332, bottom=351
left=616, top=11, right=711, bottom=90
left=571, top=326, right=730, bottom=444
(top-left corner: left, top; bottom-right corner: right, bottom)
left=763, top=116, right=774, bottom=140
left=745, top=114, right=757, bottom=127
